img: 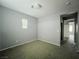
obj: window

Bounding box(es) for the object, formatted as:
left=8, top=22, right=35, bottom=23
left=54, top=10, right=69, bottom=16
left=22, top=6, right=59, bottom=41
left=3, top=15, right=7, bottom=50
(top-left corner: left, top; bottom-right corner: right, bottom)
left=22, top=18, right=28, bottom=29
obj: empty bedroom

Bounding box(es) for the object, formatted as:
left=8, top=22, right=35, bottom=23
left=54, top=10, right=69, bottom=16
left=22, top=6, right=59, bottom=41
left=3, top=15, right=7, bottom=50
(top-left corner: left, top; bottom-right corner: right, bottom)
left=0, top=0, right=79, bottom=59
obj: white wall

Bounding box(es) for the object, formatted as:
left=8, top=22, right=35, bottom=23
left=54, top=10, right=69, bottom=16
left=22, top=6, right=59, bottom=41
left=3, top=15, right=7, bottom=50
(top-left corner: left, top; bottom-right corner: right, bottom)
left=0, top=6, right=37, bottom=50
left=38, top=14, right=60, bottom=46
left=64, top=20, right=69, bottom=39
left=64, top=24, right=69, bottom=38
left=38, top=11, right=79, bottom=46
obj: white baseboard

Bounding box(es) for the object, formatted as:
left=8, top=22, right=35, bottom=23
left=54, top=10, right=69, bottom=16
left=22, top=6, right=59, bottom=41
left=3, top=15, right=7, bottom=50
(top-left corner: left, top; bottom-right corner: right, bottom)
left=0, top=39, right=36, bottom=51
left=0, top=39, right=60, bottom=51
left=38, top=39, right=60, bottom=47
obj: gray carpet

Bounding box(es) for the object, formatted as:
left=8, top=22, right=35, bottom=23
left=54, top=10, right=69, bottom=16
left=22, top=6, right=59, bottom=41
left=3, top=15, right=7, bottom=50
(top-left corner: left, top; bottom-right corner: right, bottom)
left=0, top=40, right=79, bottom=59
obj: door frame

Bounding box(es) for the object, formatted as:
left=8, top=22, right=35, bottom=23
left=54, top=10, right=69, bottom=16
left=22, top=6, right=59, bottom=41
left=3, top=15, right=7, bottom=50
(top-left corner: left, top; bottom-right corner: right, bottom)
left=60, top=12, right=78, bottom=46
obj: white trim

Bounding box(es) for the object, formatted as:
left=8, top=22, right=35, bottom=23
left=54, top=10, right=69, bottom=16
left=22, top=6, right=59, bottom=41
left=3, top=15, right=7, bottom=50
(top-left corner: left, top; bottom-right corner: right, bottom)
left=38, top=39, right=60, bottom=47
left=0, top=40, right=36, bottom=51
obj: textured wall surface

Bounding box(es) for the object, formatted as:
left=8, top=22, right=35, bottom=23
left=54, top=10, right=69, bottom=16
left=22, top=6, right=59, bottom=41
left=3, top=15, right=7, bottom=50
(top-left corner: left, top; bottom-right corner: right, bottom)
left=0, top=6, right=37, bottom=50
left=38, top=14, right=60, bottom=46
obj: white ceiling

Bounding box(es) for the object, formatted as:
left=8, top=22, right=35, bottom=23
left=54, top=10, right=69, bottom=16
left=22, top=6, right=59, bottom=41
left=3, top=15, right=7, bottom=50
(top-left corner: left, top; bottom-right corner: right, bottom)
left=0, top=0, right=79, bottom=18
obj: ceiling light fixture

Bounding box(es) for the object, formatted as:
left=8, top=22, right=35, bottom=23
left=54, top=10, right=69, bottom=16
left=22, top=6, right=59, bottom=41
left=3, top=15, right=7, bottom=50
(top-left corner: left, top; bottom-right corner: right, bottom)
left=65, top=0, right=71, bottom=5
left=31, top=3, right=42, bottom=9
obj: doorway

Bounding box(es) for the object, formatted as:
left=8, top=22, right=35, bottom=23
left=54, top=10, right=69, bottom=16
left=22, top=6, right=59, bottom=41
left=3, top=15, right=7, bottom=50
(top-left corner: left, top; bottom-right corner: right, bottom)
left=64, top=19, right=75, bottom=45
left=60, top=12, right=78, bottom=46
